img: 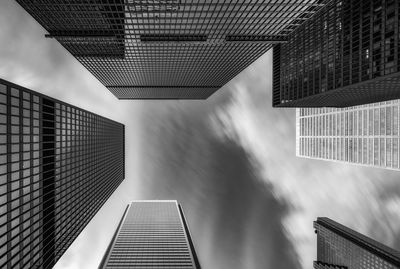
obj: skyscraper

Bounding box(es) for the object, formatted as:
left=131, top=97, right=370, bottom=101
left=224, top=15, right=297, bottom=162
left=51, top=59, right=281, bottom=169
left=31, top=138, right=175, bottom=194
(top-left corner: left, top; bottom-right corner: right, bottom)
left=314, top=217, right=400, bottom=269
left=99, top=200, right=200, bottom=269
left=296, top=100, right=400, bottom=170
left=16, top=0, right=329, bottom=99
left=0, top=78, right=125, bottom=268
left=273, top=0, right=400, bottom=107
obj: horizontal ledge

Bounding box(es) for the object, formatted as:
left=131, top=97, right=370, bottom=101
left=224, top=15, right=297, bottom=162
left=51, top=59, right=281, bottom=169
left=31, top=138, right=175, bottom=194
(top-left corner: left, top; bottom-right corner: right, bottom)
left=225, top=35, right=287, bottom=43
left=140, top=34, right=207, bottom=42
left=107, top=86, right=221, bottom=89
left=45, top=30, right=121, bottom=38
left=74, top=54, right=124, bottom=58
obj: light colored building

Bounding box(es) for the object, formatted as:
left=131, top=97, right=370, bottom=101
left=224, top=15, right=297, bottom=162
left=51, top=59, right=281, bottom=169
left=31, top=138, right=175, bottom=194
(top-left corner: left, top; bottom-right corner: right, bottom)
left=99, top=200, right=200, bottom=269
left=296, top=100, right=400, bottom=170
left=314, top=217, right=400, bottom=269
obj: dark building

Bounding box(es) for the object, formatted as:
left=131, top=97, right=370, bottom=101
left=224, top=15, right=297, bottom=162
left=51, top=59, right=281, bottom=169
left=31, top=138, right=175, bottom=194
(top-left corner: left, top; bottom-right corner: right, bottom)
left=99, top=200, right=200, bottom=268
left=314, top=217, right=400, bottom=269
left=16, top=0, right=329, bottom=99
left=273, top=0, right=400, bottom=107
left=0, top=78, right=125, bottom=268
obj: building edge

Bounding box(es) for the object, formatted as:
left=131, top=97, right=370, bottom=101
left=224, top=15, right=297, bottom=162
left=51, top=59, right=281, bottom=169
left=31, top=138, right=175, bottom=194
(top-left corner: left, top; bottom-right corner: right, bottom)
left=0, top=78, right=122, bottom=125
left=178, top=204, right=202, bottom=269
left=123, top=125, right=125, bottom=179
left=98, top=204, right=130, bottom=269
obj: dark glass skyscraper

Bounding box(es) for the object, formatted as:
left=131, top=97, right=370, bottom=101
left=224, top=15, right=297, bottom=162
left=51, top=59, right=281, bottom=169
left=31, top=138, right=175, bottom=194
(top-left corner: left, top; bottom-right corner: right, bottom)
left=99, top=200, right=200, bottom=268
left=314, top=217, right=400, bottom=269
left=0, top=78, right=125, bottom=268
left=273, top=0, right=400, bottom=107
left=16, top=0, right=329, bottom=99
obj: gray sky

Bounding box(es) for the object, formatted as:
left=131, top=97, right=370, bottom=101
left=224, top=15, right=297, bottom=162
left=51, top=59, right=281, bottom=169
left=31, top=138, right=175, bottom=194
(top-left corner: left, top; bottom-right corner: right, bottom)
left=1, top=1, right=400, bottom=268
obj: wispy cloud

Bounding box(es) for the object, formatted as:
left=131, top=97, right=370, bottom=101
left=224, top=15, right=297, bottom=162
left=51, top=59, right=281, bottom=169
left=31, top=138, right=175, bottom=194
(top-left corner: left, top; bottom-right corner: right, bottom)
left=135, top=98, right=301, bottom=269
left=212, top=51, right=400, bottom=268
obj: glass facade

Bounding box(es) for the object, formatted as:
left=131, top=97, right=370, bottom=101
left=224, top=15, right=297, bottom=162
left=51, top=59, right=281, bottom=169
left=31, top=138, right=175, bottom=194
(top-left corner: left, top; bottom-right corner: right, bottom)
left=314, top=217, right=400, bottom=269
left=100, top=201, right=200, bottom=269
left=0, top=78, right=125, bottom=268
left=16, top=0, right=329, bottom=99
left=296, top=100, right=400, bottom=170
left=273, top=0, right=400, bottom=107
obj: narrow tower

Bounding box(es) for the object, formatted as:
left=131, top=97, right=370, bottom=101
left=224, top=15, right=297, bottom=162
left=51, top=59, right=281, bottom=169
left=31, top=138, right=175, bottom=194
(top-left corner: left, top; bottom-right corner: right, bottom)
left=99, top=200, right=200, bottom=269
left=296, top=100, right=400, bottom=170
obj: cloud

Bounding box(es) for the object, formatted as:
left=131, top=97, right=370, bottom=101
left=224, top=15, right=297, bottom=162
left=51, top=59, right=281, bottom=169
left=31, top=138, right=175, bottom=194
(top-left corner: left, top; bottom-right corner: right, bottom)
left=135, top=98, right=301, bottom=269
left=212, top=51, right=400, bottom=267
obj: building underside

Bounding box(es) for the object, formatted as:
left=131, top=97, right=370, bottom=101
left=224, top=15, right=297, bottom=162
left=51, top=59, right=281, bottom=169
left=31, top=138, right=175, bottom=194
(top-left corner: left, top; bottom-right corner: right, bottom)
left=16, top=0, right=329, bottom=99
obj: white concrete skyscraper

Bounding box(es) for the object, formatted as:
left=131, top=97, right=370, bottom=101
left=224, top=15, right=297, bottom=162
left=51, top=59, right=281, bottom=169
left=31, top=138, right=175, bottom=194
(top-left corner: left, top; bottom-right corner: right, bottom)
left=99, top=200, right=200, bottom=268
left=296, top=100, right=400, bottom=170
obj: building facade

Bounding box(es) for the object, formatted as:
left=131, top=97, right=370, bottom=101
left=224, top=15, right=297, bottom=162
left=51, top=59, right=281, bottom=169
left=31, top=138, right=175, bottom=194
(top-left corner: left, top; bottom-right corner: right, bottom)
left=273, top=0, right=400, bottom=107
left=296, top=100, right=400, bottom=170
left=0, top=78, right=125, bottom=268
left=99, top=200, right=200, bottom=269
left=314, top=217, right=400, bottom=269
left=16, top=0, right=329, bottom=99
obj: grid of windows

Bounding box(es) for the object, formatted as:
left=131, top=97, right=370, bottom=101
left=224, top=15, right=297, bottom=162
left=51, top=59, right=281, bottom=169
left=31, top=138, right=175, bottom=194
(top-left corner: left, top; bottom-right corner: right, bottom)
left=100, top=201, right=199, bottom=269
left=296, top=100, right=400, bottom=170
left=0, top=78, right=125, bottom=269
left=273, top=0, right=400, bottom=107
left=0, top=83, right=43, bottom=269
left=16, top=0, right=329, bottom=99
left=314, top=218, right=400, bottom=269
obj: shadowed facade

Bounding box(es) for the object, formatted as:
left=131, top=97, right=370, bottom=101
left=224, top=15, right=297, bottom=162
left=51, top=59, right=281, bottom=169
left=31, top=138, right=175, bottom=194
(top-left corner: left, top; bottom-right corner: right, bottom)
left=0, top=78, right=125, bottom=268
left=16, top=0, right=329, bottom=99
left=314, top=217, right=400, bottom=269
left=273, top=0, right=400, bottom=107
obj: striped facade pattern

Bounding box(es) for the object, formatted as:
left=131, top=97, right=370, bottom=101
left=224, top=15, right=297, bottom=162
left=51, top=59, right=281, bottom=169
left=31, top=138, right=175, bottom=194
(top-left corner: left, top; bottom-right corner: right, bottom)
left=296, top=100, right=400, bottom=170
left=109, top=86, right=220, bottom=100
left=101, top=201, right=198, bottom=269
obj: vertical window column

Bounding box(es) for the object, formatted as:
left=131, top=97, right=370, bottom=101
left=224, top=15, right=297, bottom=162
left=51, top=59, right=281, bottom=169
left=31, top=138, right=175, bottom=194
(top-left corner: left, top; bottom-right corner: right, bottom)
left=41, top=98, right=55, bottom=268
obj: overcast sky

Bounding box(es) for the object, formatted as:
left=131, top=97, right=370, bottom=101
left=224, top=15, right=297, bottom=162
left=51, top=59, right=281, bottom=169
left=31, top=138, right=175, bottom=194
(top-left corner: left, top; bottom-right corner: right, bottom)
left=1, top=1, right=400, bottom=268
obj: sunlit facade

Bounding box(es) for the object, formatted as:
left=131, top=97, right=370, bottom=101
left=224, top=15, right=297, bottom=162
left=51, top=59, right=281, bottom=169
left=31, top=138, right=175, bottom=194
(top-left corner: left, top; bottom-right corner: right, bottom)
left=16, top=0, right=329, bottom=99
left=314, top=217, right=400, bottom=269
left=296, top=100, right=400, bottom=170
left=274, top=0, right=400, bottom=107
left=0, top=78, right=125, bottom=268
left=99, top=200, right=200, bottom=269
